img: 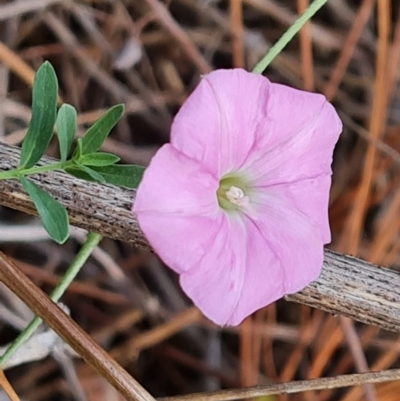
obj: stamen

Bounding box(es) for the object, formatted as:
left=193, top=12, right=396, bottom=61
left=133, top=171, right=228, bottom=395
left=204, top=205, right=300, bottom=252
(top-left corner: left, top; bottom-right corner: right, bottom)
left=226, top=186, right=249, bottom=206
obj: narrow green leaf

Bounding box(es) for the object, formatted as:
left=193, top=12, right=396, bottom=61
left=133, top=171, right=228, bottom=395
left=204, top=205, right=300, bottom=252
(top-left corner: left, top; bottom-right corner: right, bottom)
left=20, top=177, right=69, bottom=244
left=76, top=164, right=106, bottom=183
left=80, top=152, right=120, bottom=166
left=65, top=166, right=98, bottom=182
left=65, top=164, right=105, bottom=183
left=19, top=61, right=58, bottom=169
left=80, top=104, right=124, bottom=155
left=72, top=137, right=83, bottom=161
left=90, top=164, right=145, bottom=188
left=56, top=104, right=77, bottom=164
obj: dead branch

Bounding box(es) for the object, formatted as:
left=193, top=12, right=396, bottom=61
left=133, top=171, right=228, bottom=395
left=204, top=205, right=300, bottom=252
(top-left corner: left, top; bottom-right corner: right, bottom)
left=1, top=142, right=400, bottom=333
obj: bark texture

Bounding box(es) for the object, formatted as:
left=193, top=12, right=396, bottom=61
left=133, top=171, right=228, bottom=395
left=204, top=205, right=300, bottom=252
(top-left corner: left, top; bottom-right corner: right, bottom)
left=1, top=143, right=400, bottom=332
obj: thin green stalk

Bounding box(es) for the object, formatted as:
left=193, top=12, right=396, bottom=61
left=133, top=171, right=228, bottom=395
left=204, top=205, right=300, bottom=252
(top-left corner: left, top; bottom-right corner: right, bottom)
left=252, top=0, right=328, bottom=74
left=0, top=161, right=63, bottom=180
left=0, top=232, right=102, bottom=367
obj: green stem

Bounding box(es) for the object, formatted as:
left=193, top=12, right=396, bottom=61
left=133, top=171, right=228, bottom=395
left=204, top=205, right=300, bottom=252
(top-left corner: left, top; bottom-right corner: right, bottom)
left=0, top=232, right=102, bottom=368
left=0, top=161, right=64, bottom=180
left=252, top=0, right=328, bottom=74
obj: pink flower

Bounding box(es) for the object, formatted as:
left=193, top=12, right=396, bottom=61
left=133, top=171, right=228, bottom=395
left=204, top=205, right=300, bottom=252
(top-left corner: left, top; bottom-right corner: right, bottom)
left=133, top=69, right=342, bottom=326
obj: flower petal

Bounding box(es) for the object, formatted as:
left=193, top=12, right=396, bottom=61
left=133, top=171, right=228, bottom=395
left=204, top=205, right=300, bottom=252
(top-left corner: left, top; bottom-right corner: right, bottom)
left=225, top=195, right=324, bottom=326
left=134, top=213, right=222, bottom=274
left=267, top=176, right=333, bottom=244
left=242, top=85, right=342, bottom=185
left=224, top=217, right=283, bottom=326
left=133, top=144, right=221, bottom=274
left=134, top=144, right=219, bottom=216
left=179, top=213, right=246, bottom=325
left=171, top=69, right=271, bottom=176
left=249, top=191, right=325, bottom=295
left=180, top=191, right=325, bottom=326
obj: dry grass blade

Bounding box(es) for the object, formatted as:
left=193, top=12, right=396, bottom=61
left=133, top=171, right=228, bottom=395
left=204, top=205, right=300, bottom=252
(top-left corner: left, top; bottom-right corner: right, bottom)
left=0, top=41, right=35, bottom=87
left=339, top=0, right=391, bottom=254
left=0, top=370, right=21, bottom=401
left=0, top=252, right=156, bottom=401
left=230, top=0, right=244, bottom=68
left=324, top=0, right=375, bottom=100
left=158, top=369, right=400, bottom=401
left=0, top=0, right=70, bottom=21
left=297, top=0, right=314, bottom=90
left=144, top=0, right=211, bottom=74
left=339, top=317, right=376, bottom=401
left=111, top=308, right=202, bottom=364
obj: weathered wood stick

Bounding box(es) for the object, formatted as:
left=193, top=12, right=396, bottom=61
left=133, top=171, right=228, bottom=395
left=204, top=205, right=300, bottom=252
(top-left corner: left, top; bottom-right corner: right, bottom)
left=285, top=251, right=400, bottom=332
left=0, top=143, right=149, bottom=249
left=1, top=142, right=400, bottom=332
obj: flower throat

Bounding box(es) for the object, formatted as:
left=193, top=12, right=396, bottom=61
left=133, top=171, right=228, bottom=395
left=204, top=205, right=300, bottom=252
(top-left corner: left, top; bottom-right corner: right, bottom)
left=217, top=175, right=249, bottom=210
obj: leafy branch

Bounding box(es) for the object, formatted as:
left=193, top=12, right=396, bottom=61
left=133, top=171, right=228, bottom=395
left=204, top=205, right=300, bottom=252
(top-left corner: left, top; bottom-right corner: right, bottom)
left=0, top=61, right=144, bottom=244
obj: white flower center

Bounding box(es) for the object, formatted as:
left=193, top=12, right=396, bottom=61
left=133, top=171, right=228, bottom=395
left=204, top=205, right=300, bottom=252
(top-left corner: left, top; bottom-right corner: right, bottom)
left=226, top=185, right=249, bottom=207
